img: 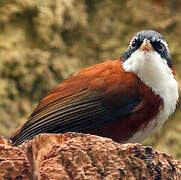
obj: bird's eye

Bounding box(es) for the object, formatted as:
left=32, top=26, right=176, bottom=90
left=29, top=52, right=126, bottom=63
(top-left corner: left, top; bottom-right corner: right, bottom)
left=153, top=41, right=165, bottom=51
left=131, top=40, right=141, bottom=49
left=131, top=41, right=136, bottom=48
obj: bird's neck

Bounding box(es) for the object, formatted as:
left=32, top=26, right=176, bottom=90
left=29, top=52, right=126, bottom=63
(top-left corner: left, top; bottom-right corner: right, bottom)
left=122, top=51, right=179, bottom=125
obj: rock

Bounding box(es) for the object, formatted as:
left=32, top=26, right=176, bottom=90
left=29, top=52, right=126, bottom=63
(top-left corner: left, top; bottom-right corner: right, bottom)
left=0, top=136, right=31, bottom=179
left=1, top=133, right=181, bottom=179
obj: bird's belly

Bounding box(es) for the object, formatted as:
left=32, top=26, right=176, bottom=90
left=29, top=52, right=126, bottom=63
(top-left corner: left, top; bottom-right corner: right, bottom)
left=125, top=118, right=158, bottom=143
left=82, top=108, right=163, bottom=143
left=126, top=107, right=169, bottom=143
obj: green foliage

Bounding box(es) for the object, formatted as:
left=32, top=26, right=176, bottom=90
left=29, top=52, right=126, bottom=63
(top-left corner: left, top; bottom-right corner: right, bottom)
left=0, top=0, right=180, bottom=158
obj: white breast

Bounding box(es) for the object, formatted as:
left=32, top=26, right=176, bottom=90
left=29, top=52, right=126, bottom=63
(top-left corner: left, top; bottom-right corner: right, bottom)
left=122, top=50, right=179, bottom=143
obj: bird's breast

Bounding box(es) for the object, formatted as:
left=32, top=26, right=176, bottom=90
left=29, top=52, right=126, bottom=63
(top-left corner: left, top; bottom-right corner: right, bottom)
left=81, top=66, right=164, bottom=143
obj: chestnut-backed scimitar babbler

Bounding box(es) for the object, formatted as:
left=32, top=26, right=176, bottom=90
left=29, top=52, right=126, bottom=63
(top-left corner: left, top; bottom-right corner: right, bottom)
left=10, top=30, right=179, bottom=146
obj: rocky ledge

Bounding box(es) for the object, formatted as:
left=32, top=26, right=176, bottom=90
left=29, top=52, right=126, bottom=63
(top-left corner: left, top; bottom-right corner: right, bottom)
left=0, top=133, right=181, bottom=179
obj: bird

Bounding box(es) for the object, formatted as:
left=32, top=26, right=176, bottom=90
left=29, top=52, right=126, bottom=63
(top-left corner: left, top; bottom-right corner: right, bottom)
left=10, top=30, right=179, bottom=146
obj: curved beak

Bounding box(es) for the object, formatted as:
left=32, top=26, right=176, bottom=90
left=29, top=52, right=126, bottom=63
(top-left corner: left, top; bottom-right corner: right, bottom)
left=139, top=39, right=153, bottom=52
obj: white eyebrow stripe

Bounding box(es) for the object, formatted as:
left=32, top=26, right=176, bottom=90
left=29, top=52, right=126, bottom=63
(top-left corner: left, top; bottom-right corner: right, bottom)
left=158, top=39, right=169, bottom=51
left=129, top=36, right=139, bottom=47
left=151, top=37, right=169, bottom=51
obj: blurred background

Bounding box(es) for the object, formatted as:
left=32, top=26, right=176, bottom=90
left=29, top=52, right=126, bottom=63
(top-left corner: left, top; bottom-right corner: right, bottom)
left=0, top=0, right=180, bottom=159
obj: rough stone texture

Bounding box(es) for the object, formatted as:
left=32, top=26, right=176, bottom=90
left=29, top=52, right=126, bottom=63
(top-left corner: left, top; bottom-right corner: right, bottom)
left=32, top=133, right=181, bottom=180
left=0, top=133, right=180, bottom=179
left=0, top=0, right=181, bottom=161
left=0, top=136, right=31, bottom=179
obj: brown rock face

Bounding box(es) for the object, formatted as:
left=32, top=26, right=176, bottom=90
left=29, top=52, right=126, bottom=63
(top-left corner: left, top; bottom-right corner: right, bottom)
left=0, top=136, right=31, bottom=179
left=1, top=133, right=181, bottom=179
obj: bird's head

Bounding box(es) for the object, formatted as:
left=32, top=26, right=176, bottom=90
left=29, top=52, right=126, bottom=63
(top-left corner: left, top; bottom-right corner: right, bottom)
left=121, top=30, right=178, bottom=134
left=122, top=30, right=175, bottom=77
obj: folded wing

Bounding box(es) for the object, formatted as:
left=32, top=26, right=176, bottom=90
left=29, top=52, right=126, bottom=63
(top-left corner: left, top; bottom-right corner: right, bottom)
left=10, top=60, right=145, bottom=146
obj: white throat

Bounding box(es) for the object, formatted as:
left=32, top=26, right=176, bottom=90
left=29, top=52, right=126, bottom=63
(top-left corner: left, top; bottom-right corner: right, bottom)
left=122, top=49, right=179, bottom=142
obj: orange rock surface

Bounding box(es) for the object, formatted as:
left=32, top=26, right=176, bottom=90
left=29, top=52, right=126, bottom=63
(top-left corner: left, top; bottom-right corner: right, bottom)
left=0, top=133, right=181, bottom=179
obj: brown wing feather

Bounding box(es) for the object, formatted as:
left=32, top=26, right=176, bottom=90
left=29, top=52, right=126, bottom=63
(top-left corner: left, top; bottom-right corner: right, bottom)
left=10, top=60, right=123, bottom=145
